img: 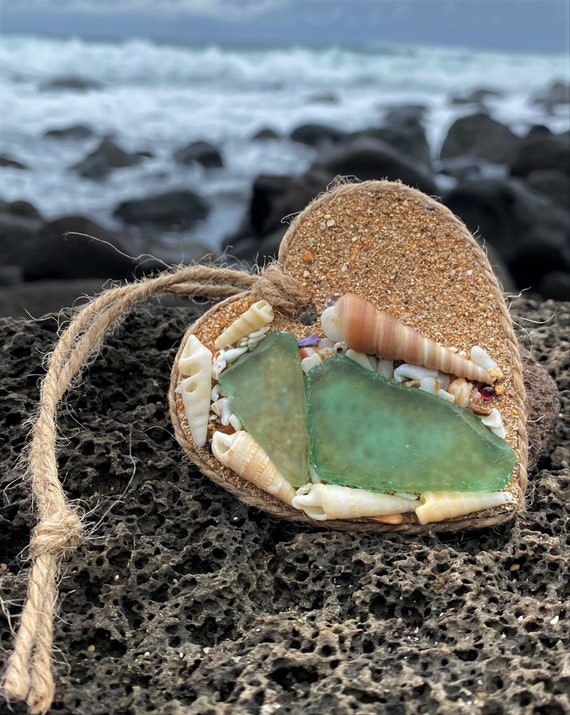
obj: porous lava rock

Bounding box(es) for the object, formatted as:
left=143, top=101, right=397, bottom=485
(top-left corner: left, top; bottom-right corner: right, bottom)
left=0, top=297, right=568, bottom=715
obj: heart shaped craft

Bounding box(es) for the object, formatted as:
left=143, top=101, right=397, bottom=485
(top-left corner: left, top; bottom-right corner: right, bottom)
left=170, top=180, right=527, bottom=532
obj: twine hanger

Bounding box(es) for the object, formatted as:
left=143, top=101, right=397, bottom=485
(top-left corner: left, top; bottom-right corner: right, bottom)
left=1, top=262, right=308, bottom=714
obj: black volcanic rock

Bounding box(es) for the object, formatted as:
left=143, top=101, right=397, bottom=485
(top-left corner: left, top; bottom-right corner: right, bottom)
left=440, top=113, right=520, bottom=165
left=0, top=154, right=28, bottom=170
left=443, top=177, right=570, bottom=292
left=20, top=216, right=156, bottom=281
left=314, top=137, right=437, bottom=194
left=0, top=297, right=567, bottom=715
left=44, top=124, right=95, bottom=140
left=41, top=75, right=103, bottom=91
left=173, top=140, right=224, bottom=168
left=510, top=130, right=570, bottom=178
left=290, top=123, right=347, bottom=147
left=71, top=138, right=145, bottom=180
left=113, top=189, right=210, bottom=228
left=531, top=80, right=570, bottom=107
left=449, top=88, right=502, bottom=105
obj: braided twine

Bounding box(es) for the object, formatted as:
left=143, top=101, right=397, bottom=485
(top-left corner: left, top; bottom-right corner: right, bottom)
left=1, top=263, right=307, bottom=714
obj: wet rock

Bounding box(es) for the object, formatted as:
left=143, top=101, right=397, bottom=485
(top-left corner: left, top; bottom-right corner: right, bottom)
left=382, top=104, right=428, bottom=125
left=21, top=216, right=159, bottom=281
left=0, top=212, right=43, bottom=265
left=2, top=199, right=43, bottom=220
left=41, top=75, right=103, bottom=91
left=71, top=138, right=145, bottom=180
left=531, top=80, right=570, bottom=107
left=440, top=112, right=520, bottom=165
left=524, top=169, right=570, bottom=210
left=537, top=271, right=570, bottom=301
left=251, top=127, right=281, bottom=141
left=314, top=137, right=437, bottom=194
left=349, top=122, right=431, bottom=167
left=113, top=189, right=210, bottom=228
left=443, top=177, right=570, bottom=295
left=243, top=169, right=332, bottom=239
left=290, top=123, right=347, bottom=147
left=449, top=88, right=502, bottom=105
left=509, top=130, right=570, bottom=178
left=44, top=124, right=95, bottom=140
left=0, top=154, right=28, bottom=170
left=173, top=140, right=224, bottom=168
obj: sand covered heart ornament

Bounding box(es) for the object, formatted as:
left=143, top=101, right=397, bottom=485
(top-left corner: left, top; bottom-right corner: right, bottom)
left=170, top=180, right=527, bottom=532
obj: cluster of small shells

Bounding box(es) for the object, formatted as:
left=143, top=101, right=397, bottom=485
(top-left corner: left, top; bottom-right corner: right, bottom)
left=177, top=296, right=514, bottom=525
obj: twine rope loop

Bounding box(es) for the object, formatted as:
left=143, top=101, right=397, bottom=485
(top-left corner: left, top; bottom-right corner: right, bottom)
left=2, top=261, right=308, bottom=714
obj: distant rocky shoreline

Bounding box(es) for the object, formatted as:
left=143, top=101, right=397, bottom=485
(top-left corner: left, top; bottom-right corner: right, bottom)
left=1, top=79, right=569, bottom=317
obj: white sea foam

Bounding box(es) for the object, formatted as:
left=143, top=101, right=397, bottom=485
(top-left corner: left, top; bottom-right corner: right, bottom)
left=0, top=35, right=568, bottom=250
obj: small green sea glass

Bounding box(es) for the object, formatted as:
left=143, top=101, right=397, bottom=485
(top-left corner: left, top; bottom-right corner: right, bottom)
left=306, top=354, right=516, bottom=493
left=219, top=332, right=309, bottom=487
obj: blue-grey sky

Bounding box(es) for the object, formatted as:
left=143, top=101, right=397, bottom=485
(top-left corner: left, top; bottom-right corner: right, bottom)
left=1, top=0, right=569, bottom=52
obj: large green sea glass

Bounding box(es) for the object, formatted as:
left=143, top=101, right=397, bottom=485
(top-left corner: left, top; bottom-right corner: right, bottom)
left=306, top=354, right=515, bottom=493
left=219, top=332, right=309, bottom=487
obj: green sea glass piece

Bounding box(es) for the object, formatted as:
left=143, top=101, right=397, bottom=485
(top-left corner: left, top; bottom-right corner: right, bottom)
left=306, top=354, right=516, bottom=493
left=219, top=332, right=309, bottom=487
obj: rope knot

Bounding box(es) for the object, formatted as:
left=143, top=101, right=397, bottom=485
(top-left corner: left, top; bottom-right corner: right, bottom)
left=30, top=510, right=83, bottom=558
left=252, top=264, right=309, bottom=317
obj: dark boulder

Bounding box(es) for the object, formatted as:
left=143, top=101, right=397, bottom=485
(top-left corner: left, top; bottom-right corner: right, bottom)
left=537, top=271, right=570, bottom=301
left=313, top=137, right=437, bottom=195
left=290, top=123, right=347, bottom=148
left=524, top=170, right=570, bottom=210
left=44, top=124, right=95, bottom=140
left=71, top=138, right=145, bottom=180
left=449, top=88, right=502, bottom=105
left=173, top=140, right=224, bottom=168
left=349, top=121, right=431, bottom=167
left=440, top=113, right=519, bottom=165
left=0, top=154, right=28, bottom=170
left=251, top=127, right=281, bottom=141
left=113, top=189, right=210, bottom=228
left=2, top=199, right=43, bottom=220
left=41, top=75, right=103, bottom=91
left=443, top=177, right=570, bottom=293
left=531, top=80, right=570, bottom=108
left=245, top=169, right=333, bottom=239
left=21, top=216, right=157, bottom=281
left=433, top=156, right=498, bottom=182
left=382, top=104, right=427, bottom=125
left=0, top=212, right=43, bottom=265
left=509, top=130, right=570, bottom=177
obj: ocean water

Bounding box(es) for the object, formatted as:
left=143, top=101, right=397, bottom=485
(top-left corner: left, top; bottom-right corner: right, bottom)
left=1, top=34, right=569, bottom=252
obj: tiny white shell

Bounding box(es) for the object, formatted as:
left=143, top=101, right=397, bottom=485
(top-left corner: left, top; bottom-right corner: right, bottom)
left=394, top=364, right=438, bottom=383
left=376, top=358, right=394, bottom=380
left=415, top=491, right=514, bottom=525
left=471, top=345, right=498, bottom=370
left=480, top=408, right=507, bottom=439
left=346, top=349, right=376, bottom=371
left=437, top=388, right=455, bottom=403
left=291, top=483, right=420, bottom=521
left=179, top=334, right=212, bottom=377
left=215, top=300, right=274, bottom=349
left=177, top=335, right=212, bottom=447
left=211, top=430, right=296, bottom=505
left=301, top=353, right=322, bottom=374
left=321, top=305, right=344, bottom=342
